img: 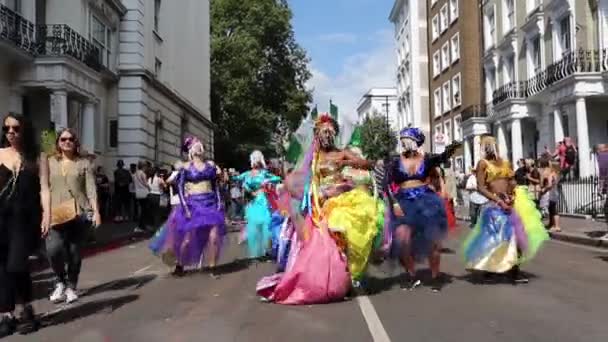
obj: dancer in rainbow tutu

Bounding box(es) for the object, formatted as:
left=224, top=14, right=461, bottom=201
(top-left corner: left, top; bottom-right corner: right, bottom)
left=232, top=151, right=281, bottom=259
left=149, top=136, right=225, bottom=277
left=257, top=113, right=385, bottom=304
left=462, top=135, right=549, bottom=283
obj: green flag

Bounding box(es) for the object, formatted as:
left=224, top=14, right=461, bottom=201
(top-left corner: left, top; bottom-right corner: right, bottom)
left=348, top=125, right=362, bottom=148
left=329, top=100, right=338, bottom=120
left=285, top=135, right=303, bottom=164
left=310, top=105, right=318, bottom=120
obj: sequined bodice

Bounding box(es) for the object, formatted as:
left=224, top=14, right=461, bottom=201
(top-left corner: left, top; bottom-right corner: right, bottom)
left=390, top=158, right=428, bottom=183
left=182, top=163, right=217, bottom=183
left=484, top=159, right=513, bottom=183
left=234, top=169, right=281, bottom=193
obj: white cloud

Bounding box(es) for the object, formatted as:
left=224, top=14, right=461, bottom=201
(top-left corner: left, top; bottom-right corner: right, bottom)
left=317, top=32, right=358, bottom=44
left=306, top=29, right=396, bottom=122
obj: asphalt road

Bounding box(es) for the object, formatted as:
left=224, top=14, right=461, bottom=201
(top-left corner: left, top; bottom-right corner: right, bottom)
left=6, top=225, right=608, bottom=342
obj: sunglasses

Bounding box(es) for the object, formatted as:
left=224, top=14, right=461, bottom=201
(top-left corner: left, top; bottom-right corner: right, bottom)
left=2, top=125, right=20, bottom=133
left=60, top=137, right=75, bottom=143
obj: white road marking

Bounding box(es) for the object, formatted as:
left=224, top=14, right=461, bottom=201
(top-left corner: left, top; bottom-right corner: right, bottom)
left=356, top=296, right=392, bottom=342
left=133, top=264, right=154, bottom=275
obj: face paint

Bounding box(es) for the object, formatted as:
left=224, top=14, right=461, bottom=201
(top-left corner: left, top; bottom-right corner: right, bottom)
left=318, top=126, right=336, bottom=150
left=400, top=138, right=418, bottom=153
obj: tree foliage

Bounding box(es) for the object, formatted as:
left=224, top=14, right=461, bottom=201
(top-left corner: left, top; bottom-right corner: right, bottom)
left=360, top=114, right=398, bottom=161
left=210, top=0, right=312, bottom=168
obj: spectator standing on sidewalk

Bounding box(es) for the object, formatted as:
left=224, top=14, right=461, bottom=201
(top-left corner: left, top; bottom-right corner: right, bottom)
left=596, top=144, right=607, bottom=234
left=95, top=166, right=110, bottom=220
left=229, top=179, right=243, bottom=223
left=443, top=160, right=458, bottom=208
left=465, top=168, right=487, bottom=228
left=542, top=162, right=561, bottom=232
left=133, top=161, right=150, bottom=233
left=47, top=128, right=101, bottom=305
left=113, top=160, right=132, bottom=222
left=147, top=167, right=165, bottom=231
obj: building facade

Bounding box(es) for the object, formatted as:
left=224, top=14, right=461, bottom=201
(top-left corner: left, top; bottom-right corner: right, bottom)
left=356, top=88, right=399, bottom=127
left=427, top=0, right=484, bottom=172
left=478, top=0, right=608, bottom=177
left=389, top=0, right=431, bottom=150
left=0, top=0, right=213, bottom=173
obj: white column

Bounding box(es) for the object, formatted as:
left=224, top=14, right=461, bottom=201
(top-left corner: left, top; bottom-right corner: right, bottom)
left=8, top=88, right=24, bottom=115
left=553, top=108, right=564, bottom=145
left=496, top=123, right=508, bottom=160
left=473, top=135, right=482, bottom=166
left=463, top=138, right=472, bottom=171
left=575, top=97, right=591, bottom=177
left=510, top=118, right=523, bottom=165
left=50, top=90, right=68, bottom=131
left=81, top=101, right=96, bottom=153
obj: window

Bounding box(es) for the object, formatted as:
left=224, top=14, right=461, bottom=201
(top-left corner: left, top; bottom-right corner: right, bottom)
left=452, top=73, right=461, bottom=107
left=435, top=123, right=443, bottom=136
left=441, top=43, right=450, bottom=71
left=450, top=33, right=460, bottom=63
left=433, top=51, right=441, bottom=78
left=155, top=58, right=162, bottom=77
left=504, top=0, right=515, bottom=32
left=154, top=0, right=161, bottom=32
left=531, top=35, right=541, bottom=73
left=453, top=115, right=462, bottom=141
left=485, top=9, right=495, bottom=49
left=440, top=5, right=449, bottom=33
left=90, top=15, right=112, bottom=68
left=559, top=16, right=572, bottom=55
left=442, top=81, right=451, bottom=113
left=504, top=54, right=515, bottom=84
left=434, top=88, right=442, bottom=117
left=432, top=15, right=439, bottom=41
left=444, top=120, right=452, bottom=143
left=449, top=0, right=458, bottom=24
left=109, top=119, right=118, bottom=148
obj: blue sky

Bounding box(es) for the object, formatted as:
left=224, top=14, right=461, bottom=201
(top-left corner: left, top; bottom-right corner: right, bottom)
left=289, top=0, right=396, bottom=120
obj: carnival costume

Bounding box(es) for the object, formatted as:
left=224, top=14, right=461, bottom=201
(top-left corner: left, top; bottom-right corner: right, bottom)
left=387, top=127, right=456, bottom=260
left=232, top=151, right=281, bottom=259
left=256, top=113, right=383, bottom=305
left=462, top=138, right=548, bottom=274
left=149, top=137, right=225, bottom=269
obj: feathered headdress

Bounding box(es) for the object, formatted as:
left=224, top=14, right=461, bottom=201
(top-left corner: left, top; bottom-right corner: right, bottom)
left=314, top=112, right=339, bottom=134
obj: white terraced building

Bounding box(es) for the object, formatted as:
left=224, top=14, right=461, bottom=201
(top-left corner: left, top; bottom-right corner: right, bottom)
left=469, top=0, right=608, bottom=177
left=0, top=0, right=213, bottom=172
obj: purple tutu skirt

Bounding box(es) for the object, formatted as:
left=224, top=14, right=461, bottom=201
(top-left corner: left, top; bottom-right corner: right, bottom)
left=153, top=193, right=226, bottom=268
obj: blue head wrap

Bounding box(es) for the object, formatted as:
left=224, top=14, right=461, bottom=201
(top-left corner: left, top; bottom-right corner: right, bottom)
left=399, top=127, right=425, bottom=147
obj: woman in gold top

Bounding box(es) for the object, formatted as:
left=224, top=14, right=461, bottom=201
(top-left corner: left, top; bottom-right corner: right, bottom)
left=462, top=135, right=548, bottom=283
left=46, top=128, right=100, bottom=305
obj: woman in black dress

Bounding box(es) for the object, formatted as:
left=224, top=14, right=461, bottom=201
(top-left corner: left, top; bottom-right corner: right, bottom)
left=0, top=113, right=50, bottom=337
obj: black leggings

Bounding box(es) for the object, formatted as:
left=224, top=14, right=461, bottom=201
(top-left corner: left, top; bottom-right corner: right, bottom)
left=0, top=247, right=32, bottom=313
left=137, top=198, right=149, bottom=228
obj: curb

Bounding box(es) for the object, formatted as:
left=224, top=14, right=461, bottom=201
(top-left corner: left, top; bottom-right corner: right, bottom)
left=548, top=232, right=608, bottom=249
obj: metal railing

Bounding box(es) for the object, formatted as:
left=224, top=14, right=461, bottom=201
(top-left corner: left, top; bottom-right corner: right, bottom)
left=36, top=24, right=101, bottom=71
left=461, top=104, right=489, bottom=121
left=557, top=176, right=606, bottom=219
left=492, top=49, right=608, bottom=106
left=0, top=4, right=36, bottom=54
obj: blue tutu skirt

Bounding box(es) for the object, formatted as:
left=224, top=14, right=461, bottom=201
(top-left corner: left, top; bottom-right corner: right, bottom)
left=391, top=186, right=448, bottom=260
left=149, top=193, right=225, bottom=268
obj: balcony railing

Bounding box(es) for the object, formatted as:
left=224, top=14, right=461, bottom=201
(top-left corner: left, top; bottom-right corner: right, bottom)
left=0, top=4, right=36, bottom=54
left=492, top=49, right=608, bottom=106
left=36, top=25, right=101, bottom=71
left=461, top=104, right=489, bottom=121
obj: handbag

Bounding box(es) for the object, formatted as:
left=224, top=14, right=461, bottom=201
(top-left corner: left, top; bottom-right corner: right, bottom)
left=50, top=159, right=79, bottom=227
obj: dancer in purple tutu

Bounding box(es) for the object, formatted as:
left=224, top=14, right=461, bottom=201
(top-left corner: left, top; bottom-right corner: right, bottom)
left=149, top=136, right=225, bottom=277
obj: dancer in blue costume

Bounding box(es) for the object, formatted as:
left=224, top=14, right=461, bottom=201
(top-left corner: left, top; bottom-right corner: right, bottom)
left=387, top=127, right=460, bottom=292
left=149, top=136, right=225, bottom=277
left=232, top=151, right=281, bottom=259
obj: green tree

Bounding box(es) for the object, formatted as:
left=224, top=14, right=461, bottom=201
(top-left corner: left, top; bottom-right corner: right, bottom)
left=360, top=113, right=398, bottom=161
left=210, top=0, right=312, bottom=168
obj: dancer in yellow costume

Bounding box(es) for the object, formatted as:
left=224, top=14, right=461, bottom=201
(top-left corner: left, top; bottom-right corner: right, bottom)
left=462, top=135, right=549, bottom=283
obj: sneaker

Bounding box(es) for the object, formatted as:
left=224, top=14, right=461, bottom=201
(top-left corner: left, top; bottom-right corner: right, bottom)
left=65, top=288, right=79, bottom=304
left=0, top=315, right=16, bottom=338
left=16, top=305, right=39, bottom=335
left=134, top=227, right=145, bottom=233
left=430, top=278, right=443, bottom=293
left=49, top=283, right=66, bottom=303
left=400, top=276, right=421, bottom=291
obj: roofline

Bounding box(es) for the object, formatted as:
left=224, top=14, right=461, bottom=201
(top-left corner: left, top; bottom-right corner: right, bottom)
left=389, top=0, right=406, bottom=22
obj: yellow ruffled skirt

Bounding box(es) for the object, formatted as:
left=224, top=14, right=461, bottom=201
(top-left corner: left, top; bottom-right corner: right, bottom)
left=322, top=187, right=380, bottom=280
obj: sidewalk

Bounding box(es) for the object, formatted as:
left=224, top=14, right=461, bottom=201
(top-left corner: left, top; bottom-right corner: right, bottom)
left=455, top=205, right=608, bottom=249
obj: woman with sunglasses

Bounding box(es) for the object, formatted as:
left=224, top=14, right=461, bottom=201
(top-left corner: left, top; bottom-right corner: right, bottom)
left=0, top=113, right=50, bottom=336
left=46, top=128, right=100, bottom=305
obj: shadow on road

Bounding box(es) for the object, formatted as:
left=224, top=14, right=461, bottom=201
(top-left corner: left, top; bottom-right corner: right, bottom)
left=365, top=270, right=454, bottom=295
left=456, top=270, right=538, bottom=285
left=586, top=230, right=608, bottom=239
left=40, top=294, right=139, bottom=328
left=82, top=274, right=157, bottom=297
left=596, top=255, right=608, bottom=263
